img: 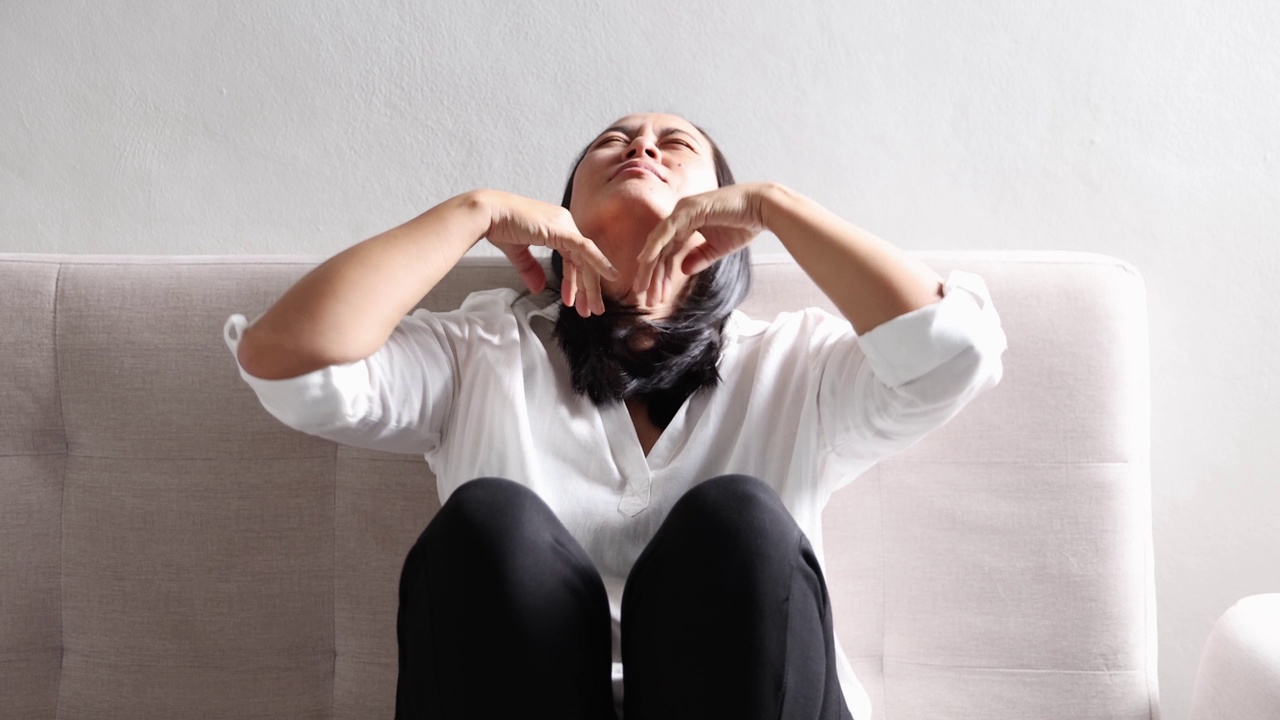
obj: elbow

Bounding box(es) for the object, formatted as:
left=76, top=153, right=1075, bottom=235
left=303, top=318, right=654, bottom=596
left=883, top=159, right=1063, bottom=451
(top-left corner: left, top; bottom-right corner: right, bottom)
left=235, top=326, right=263, bottom=376
left=235, top=324, right=286, bottom=379
left=236, top=326, right=323, bottom=381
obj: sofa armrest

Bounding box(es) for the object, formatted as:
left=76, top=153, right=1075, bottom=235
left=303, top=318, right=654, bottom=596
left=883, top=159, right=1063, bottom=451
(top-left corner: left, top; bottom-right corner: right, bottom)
left=1189, top=593, right=1280, bottom=720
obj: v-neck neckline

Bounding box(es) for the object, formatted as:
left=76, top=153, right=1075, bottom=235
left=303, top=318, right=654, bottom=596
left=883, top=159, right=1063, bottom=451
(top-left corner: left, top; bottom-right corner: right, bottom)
left=601, top=392, right=696, bottom=475
left=523, top=292, right=745, bottom=479
left=623, top=398, right=662, bottom=459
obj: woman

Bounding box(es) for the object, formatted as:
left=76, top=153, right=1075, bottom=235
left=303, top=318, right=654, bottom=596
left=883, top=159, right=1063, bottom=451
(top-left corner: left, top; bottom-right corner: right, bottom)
left=222, top=112, right=1008, bottom=720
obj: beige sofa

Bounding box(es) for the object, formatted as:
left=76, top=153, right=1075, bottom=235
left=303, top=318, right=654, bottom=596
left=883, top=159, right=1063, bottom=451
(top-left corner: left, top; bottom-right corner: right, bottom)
left=0, top=250, right=1270, bottom=719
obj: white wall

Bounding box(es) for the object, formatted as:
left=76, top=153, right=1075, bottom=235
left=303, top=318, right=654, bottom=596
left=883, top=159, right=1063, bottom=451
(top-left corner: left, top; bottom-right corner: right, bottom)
left=3, top=1, right=1277, bottom=717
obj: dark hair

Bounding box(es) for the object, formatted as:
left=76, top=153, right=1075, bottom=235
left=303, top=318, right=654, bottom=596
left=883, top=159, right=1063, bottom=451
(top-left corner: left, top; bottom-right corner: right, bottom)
left=547, top=119, right=752, bottom=430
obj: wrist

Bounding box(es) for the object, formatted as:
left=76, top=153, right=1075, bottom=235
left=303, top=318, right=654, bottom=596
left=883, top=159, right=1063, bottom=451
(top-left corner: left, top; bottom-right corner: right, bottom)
left=455, top=189, right=496, bottom=247
left=760, top=182, right=796, bottom=232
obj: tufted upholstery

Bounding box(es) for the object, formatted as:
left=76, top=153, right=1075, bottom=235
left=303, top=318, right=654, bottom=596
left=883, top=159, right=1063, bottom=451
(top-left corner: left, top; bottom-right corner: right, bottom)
left=0, top=250, right=1157, bottom=719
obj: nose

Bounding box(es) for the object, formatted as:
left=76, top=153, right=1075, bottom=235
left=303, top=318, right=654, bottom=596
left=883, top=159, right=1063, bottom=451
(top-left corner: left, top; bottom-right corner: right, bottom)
left=625, top=134, right=660, bottom=160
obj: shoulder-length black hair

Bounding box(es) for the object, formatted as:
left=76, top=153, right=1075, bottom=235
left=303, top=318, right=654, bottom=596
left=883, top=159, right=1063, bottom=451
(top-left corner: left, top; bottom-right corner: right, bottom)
left=547, top=119, right=752, bottom=430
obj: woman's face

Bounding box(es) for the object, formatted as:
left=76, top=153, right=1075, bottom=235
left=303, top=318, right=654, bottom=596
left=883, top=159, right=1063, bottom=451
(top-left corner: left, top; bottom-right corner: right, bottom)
left=568, top=113, right=719, bottom=299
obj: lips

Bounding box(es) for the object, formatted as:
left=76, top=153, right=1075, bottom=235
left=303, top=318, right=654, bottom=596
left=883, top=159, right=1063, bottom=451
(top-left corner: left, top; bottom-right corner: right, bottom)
left=613, top=160, right=665, bottom=182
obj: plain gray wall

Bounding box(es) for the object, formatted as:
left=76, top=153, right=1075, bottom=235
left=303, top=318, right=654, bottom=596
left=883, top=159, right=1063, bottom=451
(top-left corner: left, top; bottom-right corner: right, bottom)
left=3, top=2, right=1278, bottom=718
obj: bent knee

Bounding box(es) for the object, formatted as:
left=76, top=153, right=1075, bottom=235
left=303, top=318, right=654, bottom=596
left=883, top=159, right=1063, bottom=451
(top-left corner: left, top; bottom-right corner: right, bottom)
left=417, top=477, right=555, bottom=556
left=667, top=474, right=798, bottom=547
left=676, top=474, right=784, bottom=518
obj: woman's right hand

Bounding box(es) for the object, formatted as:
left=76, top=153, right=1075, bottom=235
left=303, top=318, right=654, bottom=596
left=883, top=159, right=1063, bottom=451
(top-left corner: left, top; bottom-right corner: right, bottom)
left=477, top=189, right=619, bottom=317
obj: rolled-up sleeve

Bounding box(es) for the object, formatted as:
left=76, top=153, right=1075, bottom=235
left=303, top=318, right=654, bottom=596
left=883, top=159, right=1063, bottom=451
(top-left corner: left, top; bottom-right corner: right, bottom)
left=222, top=308, right=458, bottom=456
left=814, top=268, right=1008, bottom=462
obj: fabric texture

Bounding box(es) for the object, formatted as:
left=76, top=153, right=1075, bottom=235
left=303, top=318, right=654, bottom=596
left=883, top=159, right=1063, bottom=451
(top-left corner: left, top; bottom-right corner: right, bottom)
left=223, top=267, right=1008, bottom=720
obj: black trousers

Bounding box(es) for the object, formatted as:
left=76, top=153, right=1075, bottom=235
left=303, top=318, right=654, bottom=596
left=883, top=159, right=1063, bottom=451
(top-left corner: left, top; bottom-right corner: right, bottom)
left=394, top=474, right=853, bottom=720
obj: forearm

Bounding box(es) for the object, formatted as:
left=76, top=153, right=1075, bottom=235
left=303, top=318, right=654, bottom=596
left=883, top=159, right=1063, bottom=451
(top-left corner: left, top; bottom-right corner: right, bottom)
left=238, top=191, right=490, bottom=379
left=761, top=183, right=944, bottom=336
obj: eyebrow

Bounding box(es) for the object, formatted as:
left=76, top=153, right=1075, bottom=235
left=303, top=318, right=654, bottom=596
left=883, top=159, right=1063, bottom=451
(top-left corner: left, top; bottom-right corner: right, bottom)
left=594, top=125, right=701, bottom=146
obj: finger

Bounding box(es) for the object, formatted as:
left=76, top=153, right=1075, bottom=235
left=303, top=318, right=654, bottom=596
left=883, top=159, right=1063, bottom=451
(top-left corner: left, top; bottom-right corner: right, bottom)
left=633, top=218, right=672, bottom=295
left=632, top=251, right=651, bottom=298
left=647, top=252, right=663, bottom=306
left=650, top=239, right=679, bottom=306
left=569, top=257, right=591, bottom=317
left=575, top=269, right=591, bottom=317
left=681, top=243, right=717, bottom=276
left=502, top=245, right=547, bottom=294
left=642, top=219, right=703, bottom=300
left=635, top=256, right=653, bottom=301
left=677, top=232, right=714, bottom=276
left=563, top=258, right=578, bottom=308
left=662, top=252, right=675, bottom=304
left=666, top=226, right=702, bottom=266
left=570, top=237, right=620, bottom=282
left=582, top=263, right=604, bottom=316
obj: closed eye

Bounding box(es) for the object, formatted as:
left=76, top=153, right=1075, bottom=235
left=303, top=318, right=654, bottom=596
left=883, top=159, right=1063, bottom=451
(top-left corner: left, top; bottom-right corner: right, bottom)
left=596, top=136, right=693, bottom=149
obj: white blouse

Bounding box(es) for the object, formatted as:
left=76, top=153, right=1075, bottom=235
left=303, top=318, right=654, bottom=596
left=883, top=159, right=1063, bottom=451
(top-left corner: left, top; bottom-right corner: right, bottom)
left=223, top=267, right=1008, bottom=720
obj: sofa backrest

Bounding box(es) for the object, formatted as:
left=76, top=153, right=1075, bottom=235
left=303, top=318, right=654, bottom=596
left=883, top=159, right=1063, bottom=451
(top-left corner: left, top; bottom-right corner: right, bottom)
left=0, top=251, right=1155, bottom=719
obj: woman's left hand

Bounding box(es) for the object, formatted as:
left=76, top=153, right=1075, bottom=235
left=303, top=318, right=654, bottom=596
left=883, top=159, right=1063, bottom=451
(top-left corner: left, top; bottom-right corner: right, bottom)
left=632, top=182, right=776, bottom=304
